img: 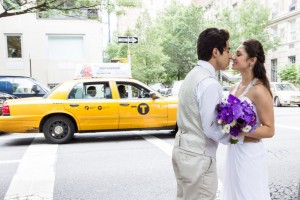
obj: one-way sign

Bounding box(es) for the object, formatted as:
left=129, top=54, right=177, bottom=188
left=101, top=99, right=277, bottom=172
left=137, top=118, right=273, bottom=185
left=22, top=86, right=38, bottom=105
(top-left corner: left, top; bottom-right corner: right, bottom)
left=118, top=36, right=138, bottom=44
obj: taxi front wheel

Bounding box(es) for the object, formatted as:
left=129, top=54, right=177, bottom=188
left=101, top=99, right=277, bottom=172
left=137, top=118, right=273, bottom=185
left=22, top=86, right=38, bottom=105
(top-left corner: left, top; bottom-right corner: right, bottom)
left=43, top=116, right=75, bottom=144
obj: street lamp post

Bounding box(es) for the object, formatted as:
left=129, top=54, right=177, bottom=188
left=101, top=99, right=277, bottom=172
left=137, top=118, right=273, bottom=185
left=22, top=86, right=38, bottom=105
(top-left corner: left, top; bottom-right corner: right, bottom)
left=29, top=54, right=32, bottom=77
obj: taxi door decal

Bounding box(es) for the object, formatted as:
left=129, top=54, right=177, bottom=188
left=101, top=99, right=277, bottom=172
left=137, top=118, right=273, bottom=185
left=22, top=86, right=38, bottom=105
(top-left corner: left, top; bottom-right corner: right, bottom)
left=138, top=103, right=149, bottom=115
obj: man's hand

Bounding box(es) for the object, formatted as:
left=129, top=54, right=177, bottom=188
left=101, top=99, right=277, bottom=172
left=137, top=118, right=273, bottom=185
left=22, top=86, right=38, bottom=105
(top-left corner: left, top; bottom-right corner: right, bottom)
left=243, top=136, right=260, bottom=143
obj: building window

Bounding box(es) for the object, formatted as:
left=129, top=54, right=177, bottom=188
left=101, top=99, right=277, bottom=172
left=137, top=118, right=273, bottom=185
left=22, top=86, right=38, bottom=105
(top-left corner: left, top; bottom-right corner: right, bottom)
left=48, top=35, right=84, bottom=61
left=289, top=20, right=296, bottom=41
left=289, top=43, right=294, bottom=48
left=298, top=22, right=300, bottom=40
left=280, top=28, right=286, bottom=41
left=6, top=35, right=22, bottom=58
left=271, top=25, right=278, bottom=39
left=289, top=0, right=297, bottom=11
left=271, top=2, right=278, bottom=18
left=271, top=59, right=278, bottom=82
left=288, top=56, right=296, bottom=64
left=232, top=0, right=238, bottom=8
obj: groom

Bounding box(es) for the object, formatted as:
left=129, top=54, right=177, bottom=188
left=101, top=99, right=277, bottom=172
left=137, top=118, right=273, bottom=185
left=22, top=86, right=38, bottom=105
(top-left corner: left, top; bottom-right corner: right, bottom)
left=172, top=28, right=236, bottom=200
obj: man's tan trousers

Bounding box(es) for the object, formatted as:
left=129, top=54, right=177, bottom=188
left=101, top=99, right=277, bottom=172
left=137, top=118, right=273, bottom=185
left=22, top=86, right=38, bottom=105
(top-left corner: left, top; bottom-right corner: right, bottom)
left=172, top=147, right=217, bottom=200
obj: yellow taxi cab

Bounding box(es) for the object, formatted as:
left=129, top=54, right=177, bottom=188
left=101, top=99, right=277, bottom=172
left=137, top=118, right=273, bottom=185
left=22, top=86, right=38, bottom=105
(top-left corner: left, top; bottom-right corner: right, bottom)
left=0, top=64, right=178, bottom=144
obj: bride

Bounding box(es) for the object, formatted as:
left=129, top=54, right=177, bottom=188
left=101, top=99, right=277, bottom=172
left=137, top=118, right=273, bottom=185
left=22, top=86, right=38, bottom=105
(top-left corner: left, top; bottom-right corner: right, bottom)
left=222, top=39, right=275, bottom=200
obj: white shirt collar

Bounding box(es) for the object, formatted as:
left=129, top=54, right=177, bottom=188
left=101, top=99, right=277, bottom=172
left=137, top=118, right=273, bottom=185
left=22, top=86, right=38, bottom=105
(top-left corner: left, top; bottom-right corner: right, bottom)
left=196, top=60, right=216, bottom=78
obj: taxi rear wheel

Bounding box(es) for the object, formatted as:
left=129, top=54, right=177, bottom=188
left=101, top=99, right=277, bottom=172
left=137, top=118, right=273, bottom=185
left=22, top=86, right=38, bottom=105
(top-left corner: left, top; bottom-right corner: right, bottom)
left=43, top=116, right=75, bottom=144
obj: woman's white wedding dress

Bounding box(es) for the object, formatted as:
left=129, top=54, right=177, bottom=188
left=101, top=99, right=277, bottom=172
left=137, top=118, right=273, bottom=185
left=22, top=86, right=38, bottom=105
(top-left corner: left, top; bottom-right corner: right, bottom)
left=222, top=79, right=271, bottom=200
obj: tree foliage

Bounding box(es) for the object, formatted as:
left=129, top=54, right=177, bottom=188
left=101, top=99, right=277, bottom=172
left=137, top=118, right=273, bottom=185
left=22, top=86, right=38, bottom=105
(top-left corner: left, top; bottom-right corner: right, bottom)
left=103, top=42, right=127, bottom=63
left=279, top=64, right=300, bottom=84
left=156, top=3, right=205, bottom=83
left=0, top=0, right=96, bottom=18
left=214, top=0, right=279, bottom=52
left=130, top=11, right=168, bottom=84
left=0, top=0, right=140, bottom=18
left=103, top=0, right=277, bottom=85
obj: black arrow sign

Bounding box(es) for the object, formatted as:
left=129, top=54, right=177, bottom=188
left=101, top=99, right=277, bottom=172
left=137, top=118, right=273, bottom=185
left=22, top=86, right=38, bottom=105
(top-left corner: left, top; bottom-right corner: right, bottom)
left=118, top=36, right=139, bottom=44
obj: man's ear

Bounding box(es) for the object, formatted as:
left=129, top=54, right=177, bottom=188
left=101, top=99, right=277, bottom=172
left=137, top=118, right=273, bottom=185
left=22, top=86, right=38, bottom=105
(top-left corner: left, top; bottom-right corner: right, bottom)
left=212, top=48, right=219, bottom=58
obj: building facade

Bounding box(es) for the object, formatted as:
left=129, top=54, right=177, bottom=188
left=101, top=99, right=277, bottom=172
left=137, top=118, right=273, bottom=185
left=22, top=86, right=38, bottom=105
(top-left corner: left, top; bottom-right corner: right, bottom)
left=266, top=0, right=300, bottom=82
left=0, top=5, right=103, bottom=87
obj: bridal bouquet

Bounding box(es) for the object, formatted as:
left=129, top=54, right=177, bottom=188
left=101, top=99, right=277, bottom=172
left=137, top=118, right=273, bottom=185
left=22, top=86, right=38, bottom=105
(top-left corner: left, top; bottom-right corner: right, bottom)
left=215, top=94, right=257, bottom=144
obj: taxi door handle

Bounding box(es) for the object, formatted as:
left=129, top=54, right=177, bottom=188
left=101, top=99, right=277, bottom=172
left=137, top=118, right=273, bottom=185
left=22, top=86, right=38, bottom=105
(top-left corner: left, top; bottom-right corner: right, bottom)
left=120, top=103, right=129, bottom=106
left=70, top=104, right=79, bottom=107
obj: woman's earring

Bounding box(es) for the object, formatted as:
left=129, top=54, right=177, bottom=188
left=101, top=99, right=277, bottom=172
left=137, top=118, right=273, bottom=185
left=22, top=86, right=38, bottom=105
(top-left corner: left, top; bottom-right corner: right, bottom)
left=249, top=64, right=254, bottom=70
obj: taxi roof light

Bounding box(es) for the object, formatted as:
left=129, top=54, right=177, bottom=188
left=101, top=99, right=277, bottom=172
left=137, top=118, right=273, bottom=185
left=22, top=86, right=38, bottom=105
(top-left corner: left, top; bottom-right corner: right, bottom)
left=75, top=63, right=132, bottom=78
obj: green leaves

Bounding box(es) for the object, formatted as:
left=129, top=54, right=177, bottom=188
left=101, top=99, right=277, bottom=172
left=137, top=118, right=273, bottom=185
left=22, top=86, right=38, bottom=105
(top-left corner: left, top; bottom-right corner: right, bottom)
left=0, top=0, right=141, bottom=18
left=104, top=1, right=277, bottom=85
left=156, top=3, right=204, bottom=82
left=215, top=0, right=276, bottom=52
left=116, top=0, right=141, bottom=7
left=2, top=0, right=22, bottom=10
left=131, top=11, right=168, bottom=84
left=279, top=64, right=300, bottom=84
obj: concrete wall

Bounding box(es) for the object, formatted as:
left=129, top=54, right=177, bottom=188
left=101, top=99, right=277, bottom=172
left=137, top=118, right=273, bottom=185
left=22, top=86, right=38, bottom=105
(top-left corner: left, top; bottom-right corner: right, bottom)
left=0, top=12, right=103, bottom=86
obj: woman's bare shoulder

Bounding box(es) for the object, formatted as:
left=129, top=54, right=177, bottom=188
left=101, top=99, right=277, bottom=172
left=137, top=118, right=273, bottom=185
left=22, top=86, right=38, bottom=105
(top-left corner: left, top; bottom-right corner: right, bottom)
left=251, top=80, right=271, bottom=99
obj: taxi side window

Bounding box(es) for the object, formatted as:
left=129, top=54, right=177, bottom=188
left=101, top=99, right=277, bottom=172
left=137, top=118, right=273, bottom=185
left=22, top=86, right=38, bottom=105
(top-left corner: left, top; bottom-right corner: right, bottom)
left=68, top=83, right=84, bottom=99
left=83, top=82, right=112, bottom=100
left=68, top=83, right=112, bottom=100
left=116, top=82, right=150, bottom=99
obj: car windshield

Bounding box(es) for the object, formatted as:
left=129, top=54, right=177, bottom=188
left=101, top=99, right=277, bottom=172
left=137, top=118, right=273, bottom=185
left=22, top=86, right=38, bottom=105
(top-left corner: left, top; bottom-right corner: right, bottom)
left=275, top=83, right=297, bottom=91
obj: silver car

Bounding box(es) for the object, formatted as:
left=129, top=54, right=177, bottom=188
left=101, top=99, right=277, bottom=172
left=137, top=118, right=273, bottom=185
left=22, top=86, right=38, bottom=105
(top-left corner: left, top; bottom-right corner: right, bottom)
left=270, top=82, right=300, bottom=107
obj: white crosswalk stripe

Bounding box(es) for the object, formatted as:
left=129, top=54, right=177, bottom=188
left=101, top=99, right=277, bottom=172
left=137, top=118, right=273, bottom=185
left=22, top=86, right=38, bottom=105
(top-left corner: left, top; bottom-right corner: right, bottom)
left=4, top=136, right=57, bottom=200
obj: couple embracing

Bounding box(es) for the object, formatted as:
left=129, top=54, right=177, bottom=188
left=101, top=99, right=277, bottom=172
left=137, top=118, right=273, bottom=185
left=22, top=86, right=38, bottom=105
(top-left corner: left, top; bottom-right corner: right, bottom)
left=172, top=28, right=275, bottom=200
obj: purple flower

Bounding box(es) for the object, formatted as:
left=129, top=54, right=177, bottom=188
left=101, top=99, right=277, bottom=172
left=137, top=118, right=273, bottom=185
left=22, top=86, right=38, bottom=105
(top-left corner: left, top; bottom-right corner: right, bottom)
left=214, top=94, right=257, bottom=143
left=227, top=94, right=241, bottom=105
left=229, top=126, right=241, bottom=137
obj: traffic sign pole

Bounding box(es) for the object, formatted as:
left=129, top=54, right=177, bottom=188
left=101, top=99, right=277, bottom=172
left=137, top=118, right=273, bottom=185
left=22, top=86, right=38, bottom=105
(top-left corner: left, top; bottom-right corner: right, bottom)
left=127, top=37, right=131, bottom=68
left=117, top=36, right=138, bottom=69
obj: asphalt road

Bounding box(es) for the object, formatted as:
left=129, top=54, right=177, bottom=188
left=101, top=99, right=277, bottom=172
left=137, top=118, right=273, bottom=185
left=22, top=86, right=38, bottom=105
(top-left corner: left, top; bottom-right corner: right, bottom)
left=0, top=106, right=300, bottom=200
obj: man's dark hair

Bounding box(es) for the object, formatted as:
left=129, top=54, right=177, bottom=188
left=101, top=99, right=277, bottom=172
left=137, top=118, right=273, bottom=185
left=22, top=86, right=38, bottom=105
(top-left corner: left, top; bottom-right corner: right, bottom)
left=87, top=86, right=96, bottom=91
left=118, top=85, right=125, bottom=91
left=197, top=28, right=230, bottom=61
